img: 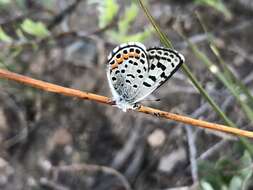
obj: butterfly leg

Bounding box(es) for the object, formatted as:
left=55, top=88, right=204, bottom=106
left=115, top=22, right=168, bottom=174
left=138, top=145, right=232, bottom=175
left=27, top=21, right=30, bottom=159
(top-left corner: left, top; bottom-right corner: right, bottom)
left=133, top=103, right=141, bottom=110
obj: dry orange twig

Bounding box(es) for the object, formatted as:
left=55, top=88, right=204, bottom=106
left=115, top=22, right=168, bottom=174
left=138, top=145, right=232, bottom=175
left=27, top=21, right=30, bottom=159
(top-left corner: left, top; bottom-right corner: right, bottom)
left=0, top=68, right=253, bottom=138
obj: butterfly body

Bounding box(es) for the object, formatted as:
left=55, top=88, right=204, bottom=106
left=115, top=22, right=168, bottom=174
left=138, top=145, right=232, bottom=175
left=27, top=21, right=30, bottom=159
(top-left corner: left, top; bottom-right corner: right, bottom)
left=106, top=42, right=184, bottom=111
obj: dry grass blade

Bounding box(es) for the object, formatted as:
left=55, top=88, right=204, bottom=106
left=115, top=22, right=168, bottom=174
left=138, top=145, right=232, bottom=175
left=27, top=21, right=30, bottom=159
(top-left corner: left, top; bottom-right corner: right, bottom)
left=0, top=68, right=253, bottom=138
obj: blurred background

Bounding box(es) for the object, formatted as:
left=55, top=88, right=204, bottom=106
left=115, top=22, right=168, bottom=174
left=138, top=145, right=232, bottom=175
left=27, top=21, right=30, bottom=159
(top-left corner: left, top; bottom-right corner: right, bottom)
left=0, top=0, right=253, bottom=189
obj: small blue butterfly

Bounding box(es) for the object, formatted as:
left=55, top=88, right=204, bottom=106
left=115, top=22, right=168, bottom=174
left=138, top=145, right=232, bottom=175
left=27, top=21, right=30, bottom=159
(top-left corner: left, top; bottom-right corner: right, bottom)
left=107, top=42, right=185, bottom=111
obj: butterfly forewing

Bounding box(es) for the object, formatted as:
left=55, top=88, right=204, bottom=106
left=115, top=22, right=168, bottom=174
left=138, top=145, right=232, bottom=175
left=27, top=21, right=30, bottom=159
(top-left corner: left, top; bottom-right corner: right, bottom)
left=107, top=42, right=149, bottom=103
left=132, top=47, right=184, bottom=103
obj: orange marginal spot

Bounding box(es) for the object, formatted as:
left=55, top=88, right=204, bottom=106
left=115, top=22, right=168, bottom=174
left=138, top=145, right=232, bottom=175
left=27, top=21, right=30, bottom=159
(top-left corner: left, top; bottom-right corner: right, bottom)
left=111, top=63, right=118, bottom=70
left=129, top=52, right=135, bottom=57
left=116, top=57, right=124, bottom=64
left=123, top=54, right=129, bottom=59
left=134, top=53, right=140, bottom=58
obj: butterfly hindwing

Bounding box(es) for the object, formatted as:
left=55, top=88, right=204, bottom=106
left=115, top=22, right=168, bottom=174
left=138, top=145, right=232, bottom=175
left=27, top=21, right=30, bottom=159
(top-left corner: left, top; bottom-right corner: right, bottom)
left=107, top=42, right=149, bottom=103
left=132, top=47, right=184, bottom=103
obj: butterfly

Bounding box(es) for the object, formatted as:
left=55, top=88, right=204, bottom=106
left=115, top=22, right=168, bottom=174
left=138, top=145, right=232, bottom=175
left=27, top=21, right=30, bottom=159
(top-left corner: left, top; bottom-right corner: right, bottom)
left=107, top=42, right=185, bottom=111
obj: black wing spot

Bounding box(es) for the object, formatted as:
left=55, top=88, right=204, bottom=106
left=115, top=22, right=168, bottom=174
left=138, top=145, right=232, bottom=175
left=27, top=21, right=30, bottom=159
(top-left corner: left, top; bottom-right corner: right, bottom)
left=112, top=77, right=116, bottom=81
left=121, top=69, right=125, bottom=73
left=135, top=49, right=140, bottom=54
left=143, top=82, right=151, bottom=87
left=167, top=58, right=171, bottom=62
left=109, top=60, right=115, bottom=65
left=125, top=64, right=128, bottom=68
left=170, top=54, right=174, bottom=58
left=149, top=75, right=156, bottom=82
left=123, top=50, right=128, bottom=54
left=135, top=56, right=140, bottom=60
left=149, top=55, right=154, bottom=59
left=144, top=67, right=147, bottom=71
left=121, top=84, right=124, bottom=86
left=127, top=74, right=135, bottom=78
left=130, top=48, right=134, bottom=52
left=158, top=50, right=162, bottom=55
left=139, top=75, right=143, bottom=78
left=129, top=60, right=133, bottom=64
left=126, top=80, right=131, bottom=84
left=150, top=64, right=156, bottom=70
left=160, top=72, right=168, bottom=79
left=133, top=84, right=138, bottom=88
left=141, top=53, right=145, bottom=58
left=134, top=62, right=138, bottom=66
left=115, top=70, right=120, bottom=74
left=155, top=55, right=160, bottom=60
left=171, top=62, right=175, bottom=67
left=140, top=59, right=145, bottom=64
left=137, top=69, right=141, bottom=73
left=157, top=62, right=166, bottom=71
left=164, top=52, right=169, bottom=56
left=116, top=54, right=121, bottom=58
left=150, top=50, right=155, bottom=54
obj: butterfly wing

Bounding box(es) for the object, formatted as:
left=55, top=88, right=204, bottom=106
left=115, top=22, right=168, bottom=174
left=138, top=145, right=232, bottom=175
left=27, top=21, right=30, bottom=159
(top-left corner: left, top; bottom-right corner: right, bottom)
left=107, top=42, right=150, bottom=104
left=132, top=47, right=185, bottom=103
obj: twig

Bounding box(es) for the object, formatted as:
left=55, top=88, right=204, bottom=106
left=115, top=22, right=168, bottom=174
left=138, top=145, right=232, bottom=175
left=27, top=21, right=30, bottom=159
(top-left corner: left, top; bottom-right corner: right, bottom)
left=40, top=178, right=70, bottom=190
left=47, top=0, right=82, bottom=30
left=54, top=164, right=132, bottom=190
left=185, top=126, right=198, bottom=183
left=197, top=140, right=230, bottom=160
left=0, top=69, right=253, bottom=138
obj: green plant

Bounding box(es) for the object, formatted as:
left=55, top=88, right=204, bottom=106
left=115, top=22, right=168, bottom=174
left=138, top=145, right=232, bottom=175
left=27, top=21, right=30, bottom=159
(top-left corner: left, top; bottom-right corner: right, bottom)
left=0, top=19, right=50, bottom=71
left=199, top=151, right=253, bottom=190
left=90, top=0, right=152, bottom=43
left=0, top=27, right=12, bottom=42
left=0, top=0, right=10, bottom=7
left=20, top=19, right=50, bottom=38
